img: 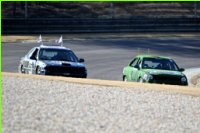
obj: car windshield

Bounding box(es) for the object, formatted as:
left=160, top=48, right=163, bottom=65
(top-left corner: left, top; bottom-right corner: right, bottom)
left=39, top=48, right=78, bottom=62
left=142, top=57, right=179, bottom=71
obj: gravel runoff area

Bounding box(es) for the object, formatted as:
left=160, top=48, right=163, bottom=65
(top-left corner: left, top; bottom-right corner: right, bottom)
left=3, top=75, right=200, bottom=133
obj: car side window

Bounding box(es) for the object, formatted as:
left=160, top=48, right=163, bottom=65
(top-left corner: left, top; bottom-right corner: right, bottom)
left=137, top=58, right=142, bottom=68
left=30, top=48, right=39, bottom=60
left=26, top=48, right=36, bottom=58
left=130, top=58, right=138, bottom=67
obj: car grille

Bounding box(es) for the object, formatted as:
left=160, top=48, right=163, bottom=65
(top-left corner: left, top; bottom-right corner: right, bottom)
left=151, top=75, right=183, bottom=85
left=45, top=66, right=86, bottom=76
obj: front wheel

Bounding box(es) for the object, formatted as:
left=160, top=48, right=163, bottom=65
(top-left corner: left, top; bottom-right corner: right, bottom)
left=123, top=76, right=128, bottom=82
left=80, top=75, right=87, bottom=78
left=138, top=77, right=143, bottom=83
left=36, top=67, right=41, bottom=75
left=19, top=65, right=25, bottom=73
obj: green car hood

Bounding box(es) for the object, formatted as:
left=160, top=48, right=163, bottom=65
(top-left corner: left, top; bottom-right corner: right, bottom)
left=142, top=69, right=184, bottom=76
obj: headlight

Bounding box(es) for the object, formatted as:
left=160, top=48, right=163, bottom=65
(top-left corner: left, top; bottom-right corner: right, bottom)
left=181, top=77, right=187, bottom=82
left=38, top=62, right=47, bottom=72
left=40, top=63, right=46, bottom=68
left=143, top=74, right=153, bottom=81
left=40, top=65, right=46, bottom=72
left=40, top=67, right=46, bottom=72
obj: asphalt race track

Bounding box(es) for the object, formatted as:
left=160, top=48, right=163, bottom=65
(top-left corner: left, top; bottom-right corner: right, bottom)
left=2, top=38, right=200, bottom=80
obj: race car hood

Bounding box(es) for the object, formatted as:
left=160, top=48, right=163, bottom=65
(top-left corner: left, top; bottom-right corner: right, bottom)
left=142, top=69, right=184, bottom=76
left=37, top=60, right=85, bottom=67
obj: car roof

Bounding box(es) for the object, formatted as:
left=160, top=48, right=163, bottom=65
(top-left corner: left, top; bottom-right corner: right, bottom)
left=136, top=55, right=171, bottom=59
left=38, top=45, right=71, bottom=50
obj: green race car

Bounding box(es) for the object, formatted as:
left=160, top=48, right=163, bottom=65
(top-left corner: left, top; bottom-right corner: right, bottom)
left=123, top=55, right=188, bottom=86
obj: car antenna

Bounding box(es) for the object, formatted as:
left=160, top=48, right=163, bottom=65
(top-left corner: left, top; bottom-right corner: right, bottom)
left=37, top=34, right=43, bottom=46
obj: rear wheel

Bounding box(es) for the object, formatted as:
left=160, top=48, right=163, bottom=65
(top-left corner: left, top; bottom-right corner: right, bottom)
left=19, top=65, right=25, bottom=73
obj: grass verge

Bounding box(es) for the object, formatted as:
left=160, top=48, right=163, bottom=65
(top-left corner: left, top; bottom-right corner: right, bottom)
left=2, top=33, right=200, bottom=43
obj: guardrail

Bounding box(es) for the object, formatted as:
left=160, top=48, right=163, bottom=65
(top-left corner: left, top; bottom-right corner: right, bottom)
left=2, top=18, right=200, bottom=34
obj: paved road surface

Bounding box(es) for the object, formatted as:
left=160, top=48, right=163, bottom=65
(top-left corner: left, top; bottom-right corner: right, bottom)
left=2, top=38, right=200, bottom=80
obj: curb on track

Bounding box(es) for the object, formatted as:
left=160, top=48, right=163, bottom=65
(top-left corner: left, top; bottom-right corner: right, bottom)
left=3, top=72, right=200, bottom=97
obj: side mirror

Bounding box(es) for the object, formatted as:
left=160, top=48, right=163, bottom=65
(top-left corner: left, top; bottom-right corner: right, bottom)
left=79, top=58, right=84, bottom=63
left=179, top=68, right=185, bottom=72
left=134, top=64, right=140, bottom=70
left=30, top=56, right=37, bottom=60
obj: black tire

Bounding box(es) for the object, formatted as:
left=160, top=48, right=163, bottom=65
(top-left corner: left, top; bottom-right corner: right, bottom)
left=19, top=65, right=25, bottom=73
left=138, top=77, right=143, bottom=83
left=80, top=75, right=87, bottom=78
left=123, top=76, right=128, bottom=82
left=36, top=66, right=41, bottom=75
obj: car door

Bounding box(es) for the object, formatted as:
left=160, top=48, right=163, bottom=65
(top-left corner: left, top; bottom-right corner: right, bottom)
left=28, top=48, right=39, bottom=74
left=130, top=58, right=142, bottom=81
left=22, top=47, right=37, bottom=73
left=126, top=58, right=139, bottom=81
left=132, top=58, right=142, bottom=81
left=23, top=48, right=39, bottom=74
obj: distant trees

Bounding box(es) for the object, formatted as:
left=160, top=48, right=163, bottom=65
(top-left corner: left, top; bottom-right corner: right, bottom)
left=2, top=2, right=200, bottom=19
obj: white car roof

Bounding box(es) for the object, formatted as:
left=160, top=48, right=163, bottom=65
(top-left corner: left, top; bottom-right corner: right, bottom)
left=39, top=44, right=71, bottom=50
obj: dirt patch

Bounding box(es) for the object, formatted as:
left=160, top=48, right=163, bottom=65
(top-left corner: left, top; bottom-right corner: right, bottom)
left=2, top=33, right=200, bottom=43
left=2, top=35, right=37, bottom=43
left=2, top=35, right=62, bottom=43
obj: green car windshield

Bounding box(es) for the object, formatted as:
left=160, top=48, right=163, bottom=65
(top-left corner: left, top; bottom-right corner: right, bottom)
left=142, top=57, right=179, bottom=71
